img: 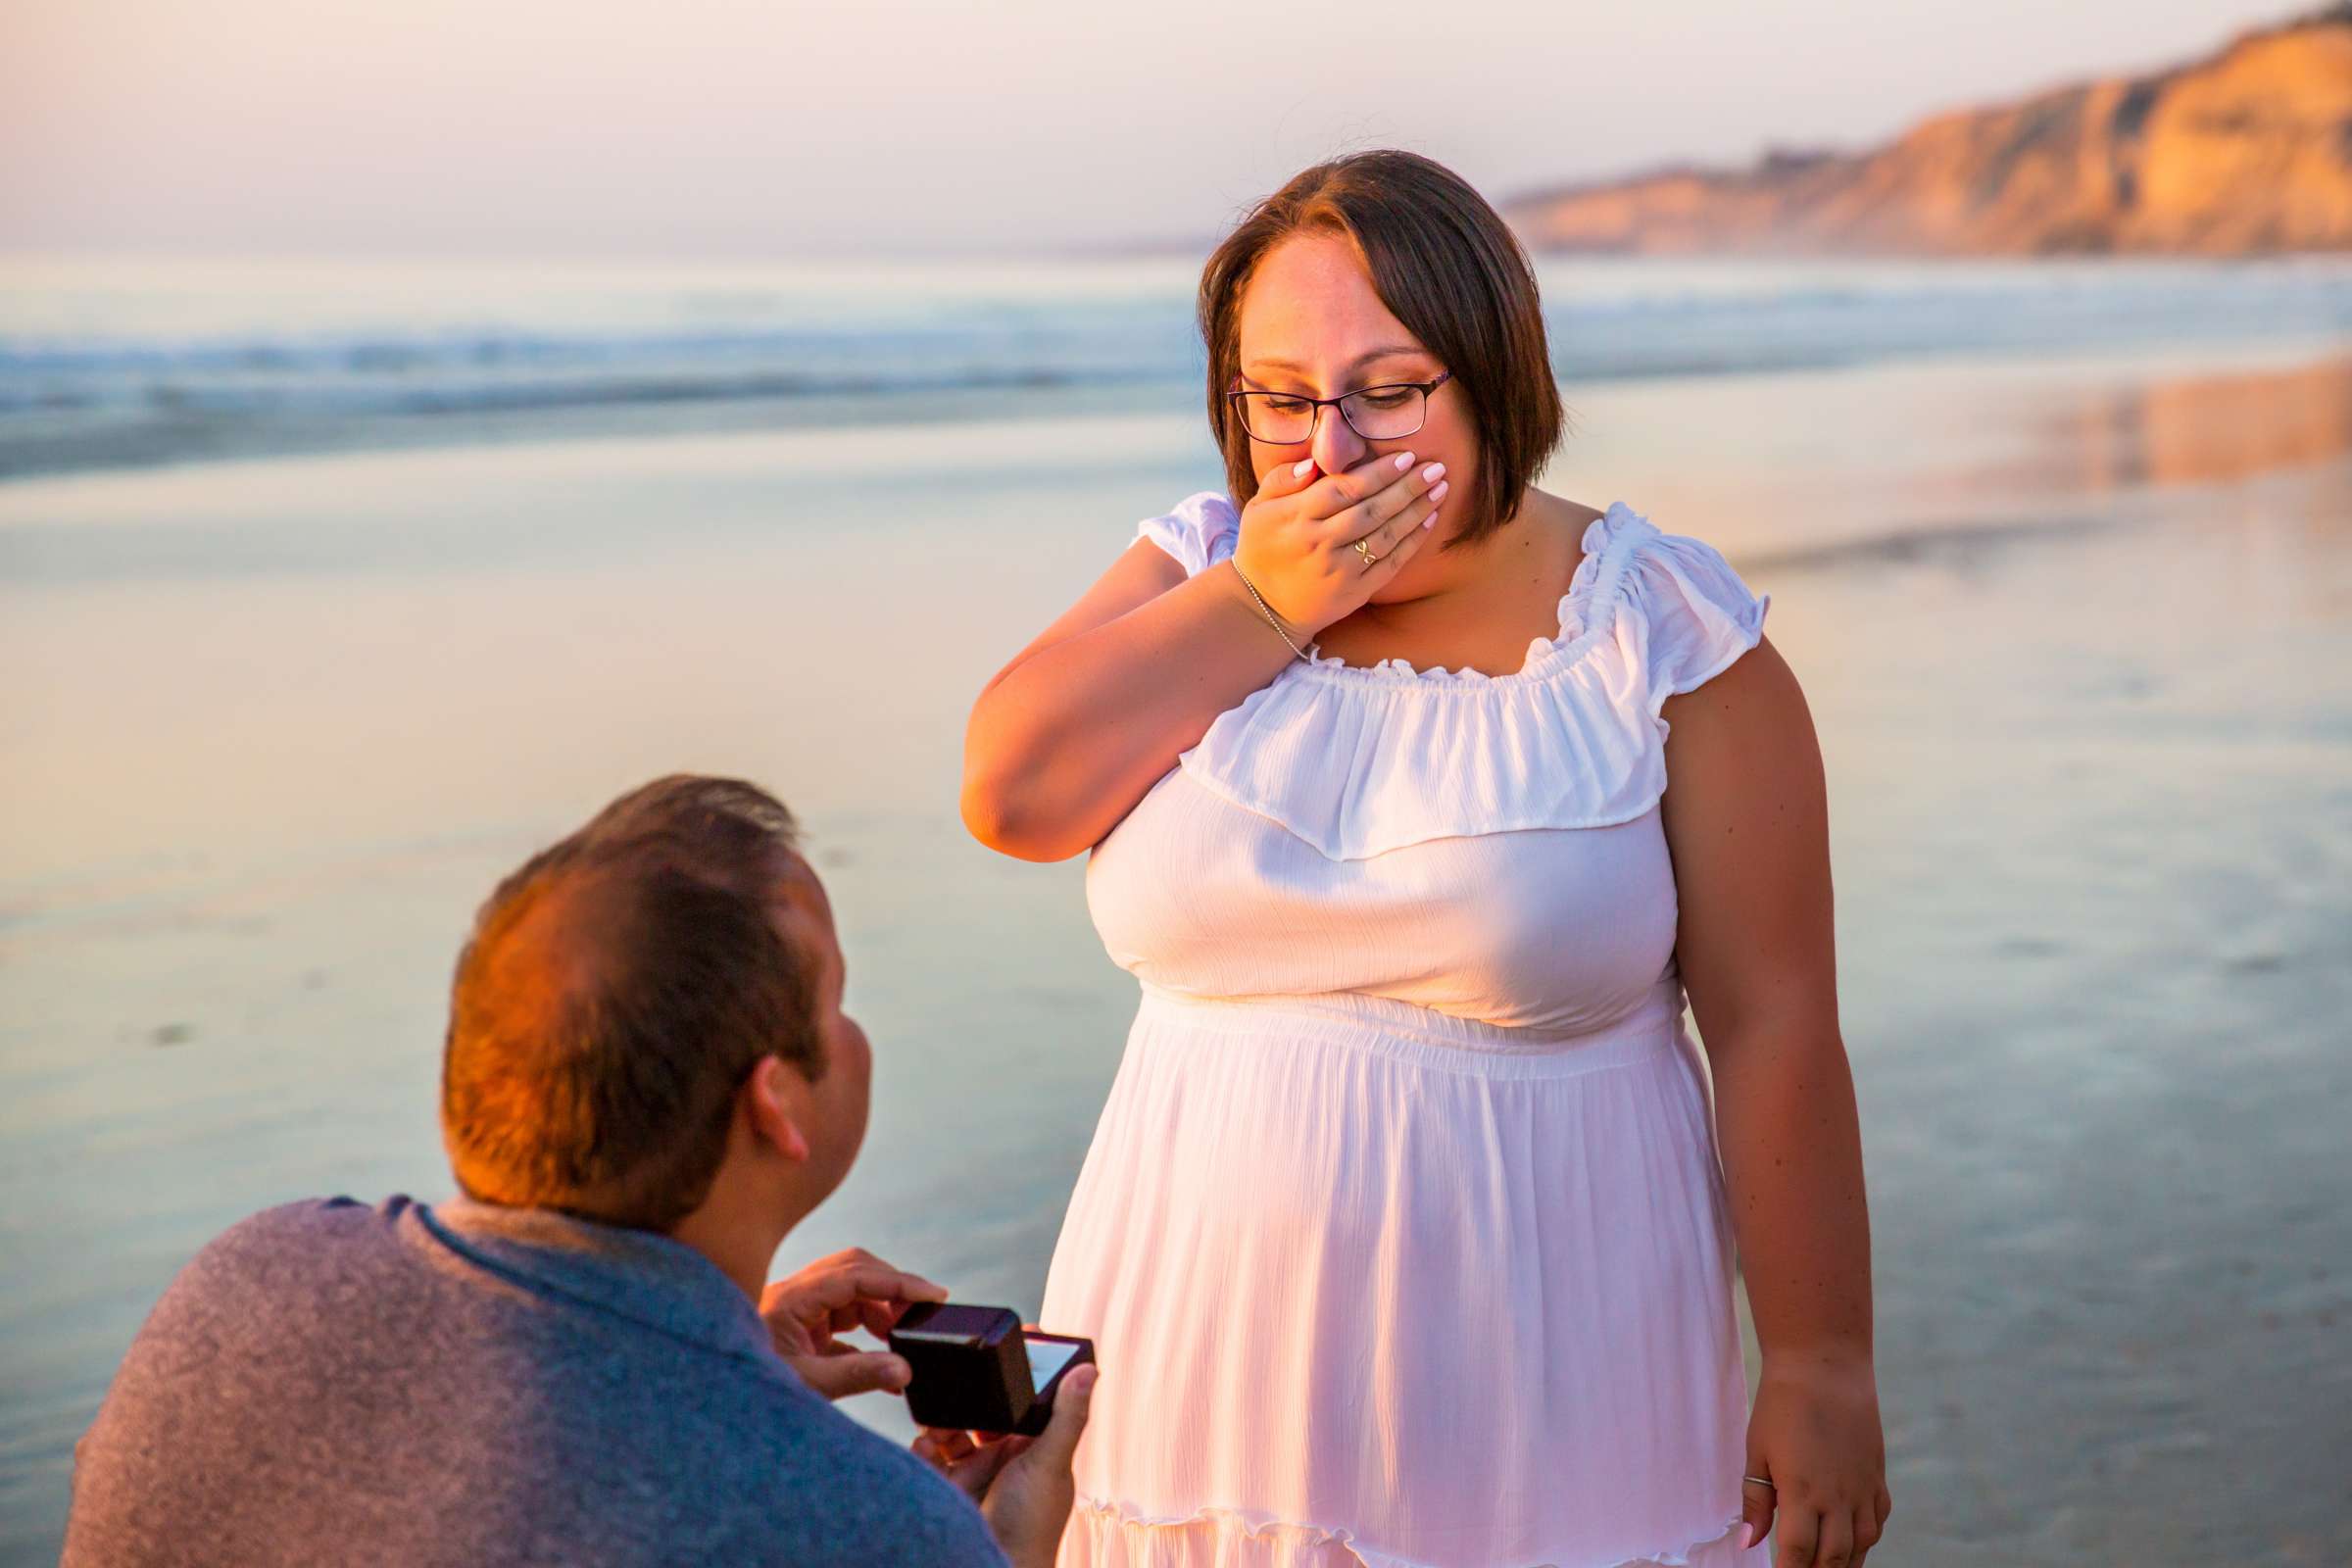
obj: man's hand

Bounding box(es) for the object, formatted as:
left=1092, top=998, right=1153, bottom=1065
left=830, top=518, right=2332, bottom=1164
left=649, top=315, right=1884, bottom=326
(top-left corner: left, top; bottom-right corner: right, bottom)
left=758, top=1248, right=948, bottom=1400
left=913, top=1362, right=1099, bottom=1568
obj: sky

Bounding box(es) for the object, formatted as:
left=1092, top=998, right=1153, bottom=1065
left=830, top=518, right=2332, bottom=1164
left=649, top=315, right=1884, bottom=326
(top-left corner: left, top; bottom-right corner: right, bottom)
left=0, top=0, right=2307, bottom=259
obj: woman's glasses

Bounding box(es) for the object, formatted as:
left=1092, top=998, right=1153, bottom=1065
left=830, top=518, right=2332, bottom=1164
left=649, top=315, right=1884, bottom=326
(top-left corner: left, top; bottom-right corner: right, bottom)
left=1227, top=369, right=1452, bottom=445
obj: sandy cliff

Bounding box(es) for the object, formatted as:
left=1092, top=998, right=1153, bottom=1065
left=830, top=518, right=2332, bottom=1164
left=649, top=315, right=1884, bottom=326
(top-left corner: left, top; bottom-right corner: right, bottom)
left=1506, top=7, right=2352, bottom=255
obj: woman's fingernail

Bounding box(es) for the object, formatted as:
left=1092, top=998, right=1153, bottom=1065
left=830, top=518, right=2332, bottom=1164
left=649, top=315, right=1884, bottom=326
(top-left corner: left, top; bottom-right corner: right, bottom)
left=1422, top=463, right=1446, bottom=483
left=1430, top=479, right=1449, bottom=502
left=1421, top=516, right=1436, bottom=530
left=1293, top=458, right=1316, bottom=477
left=1392, top=452, right=1415, bottom=470
left=1738, top=1523, right=1757, bottom=1551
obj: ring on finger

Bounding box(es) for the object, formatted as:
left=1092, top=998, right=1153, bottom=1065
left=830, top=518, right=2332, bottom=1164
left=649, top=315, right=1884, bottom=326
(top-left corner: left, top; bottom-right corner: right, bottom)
left=1740, top=1475, right=1776, bottom=1490
left=1353, top=537, right=1383, bottom=569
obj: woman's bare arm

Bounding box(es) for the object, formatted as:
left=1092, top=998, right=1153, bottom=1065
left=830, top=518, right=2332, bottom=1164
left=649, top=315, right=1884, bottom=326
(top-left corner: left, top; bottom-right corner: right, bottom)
left=960, top=545, right=1297, bottom=860
left=961, top=455, right=1446, bottom=861
left=1660, top=636, right=1890, bottom=1568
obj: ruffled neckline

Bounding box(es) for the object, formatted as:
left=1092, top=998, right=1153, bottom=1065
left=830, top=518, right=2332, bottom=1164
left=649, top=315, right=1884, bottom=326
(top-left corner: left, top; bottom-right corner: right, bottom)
left=1162, top=499, right=1771, bottom=859
left=1294, top=502, right=1642, bottom=689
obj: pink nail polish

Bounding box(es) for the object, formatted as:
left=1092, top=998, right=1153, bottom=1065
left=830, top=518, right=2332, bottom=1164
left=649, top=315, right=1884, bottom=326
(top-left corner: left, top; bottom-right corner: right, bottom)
left=1738, top=1523, right=1757, bottom=1551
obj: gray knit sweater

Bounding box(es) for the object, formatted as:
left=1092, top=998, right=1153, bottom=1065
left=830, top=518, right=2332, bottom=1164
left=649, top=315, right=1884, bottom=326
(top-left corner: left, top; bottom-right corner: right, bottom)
left=63, top=1196, right=1005, bottom=1567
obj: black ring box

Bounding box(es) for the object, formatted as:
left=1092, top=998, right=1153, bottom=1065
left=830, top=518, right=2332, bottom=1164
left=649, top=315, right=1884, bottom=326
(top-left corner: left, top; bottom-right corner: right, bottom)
left=887, top=1302, right=1096, bottom=1437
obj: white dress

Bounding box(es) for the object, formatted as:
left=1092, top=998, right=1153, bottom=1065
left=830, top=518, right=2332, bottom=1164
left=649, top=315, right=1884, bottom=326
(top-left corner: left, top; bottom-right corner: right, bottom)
left=1043, top=493, right=1775, bottom=1568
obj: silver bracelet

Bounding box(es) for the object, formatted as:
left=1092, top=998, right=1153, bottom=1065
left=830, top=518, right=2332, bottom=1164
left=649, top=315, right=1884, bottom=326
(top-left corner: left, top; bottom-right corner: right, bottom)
left=1230, top=561, right=1312, bottom=663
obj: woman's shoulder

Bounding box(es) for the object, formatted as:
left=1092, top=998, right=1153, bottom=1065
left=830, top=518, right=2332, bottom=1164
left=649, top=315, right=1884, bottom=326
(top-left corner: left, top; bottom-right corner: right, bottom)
left=1574, top=503, right=1771, bottom=713
left=1133, top=491, right=1239, bottom=578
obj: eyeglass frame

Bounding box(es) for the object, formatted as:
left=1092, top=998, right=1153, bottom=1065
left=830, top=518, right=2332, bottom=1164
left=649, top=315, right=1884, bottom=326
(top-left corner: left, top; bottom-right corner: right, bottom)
left=1225, top=368, right=1454, bottom=445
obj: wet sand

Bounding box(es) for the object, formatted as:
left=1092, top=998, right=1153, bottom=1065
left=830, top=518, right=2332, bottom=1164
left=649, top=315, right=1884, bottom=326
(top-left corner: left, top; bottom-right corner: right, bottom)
left=2, top=340, right=2349, bottom=1563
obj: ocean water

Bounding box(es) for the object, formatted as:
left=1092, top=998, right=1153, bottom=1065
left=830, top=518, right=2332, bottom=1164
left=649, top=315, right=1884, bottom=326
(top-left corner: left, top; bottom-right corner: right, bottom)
left=1, top=256, right=2349, bottom=1564
left=6, top=252, right=2351, bottom=473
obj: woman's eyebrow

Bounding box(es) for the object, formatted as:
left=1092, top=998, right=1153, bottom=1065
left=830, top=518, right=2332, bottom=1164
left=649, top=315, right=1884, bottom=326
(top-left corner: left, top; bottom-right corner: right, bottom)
left=1244, top=345, right=1429, bottom=374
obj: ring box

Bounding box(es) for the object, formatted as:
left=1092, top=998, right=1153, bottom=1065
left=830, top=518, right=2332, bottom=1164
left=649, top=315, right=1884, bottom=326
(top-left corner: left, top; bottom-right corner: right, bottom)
left=887, top=1302, right=1096, bottom=1438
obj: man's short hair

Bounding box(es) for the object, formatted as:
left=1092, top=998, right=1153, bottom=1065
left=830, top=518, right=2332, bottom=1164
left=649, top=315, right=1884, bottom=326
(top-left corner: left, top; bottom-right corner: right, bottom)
left=441, top=775, right=822, bottom=1231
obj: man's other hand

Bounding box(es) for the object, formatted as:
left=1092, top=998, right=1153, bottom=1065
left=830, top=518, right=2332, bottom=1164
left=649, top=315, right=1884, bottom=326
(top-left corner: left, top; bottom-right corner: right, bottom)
left=913, top=1362, right=1099, bottom=1568
left=759, top=1248, right=948, bottom=1400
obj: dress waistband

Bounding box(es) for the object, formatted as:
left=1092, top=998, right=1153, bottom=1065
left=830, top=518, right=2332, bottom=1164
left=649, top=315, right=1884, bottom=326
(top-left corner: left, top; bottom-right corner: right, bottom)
left=1132, top=979, right=1690, bottom=1082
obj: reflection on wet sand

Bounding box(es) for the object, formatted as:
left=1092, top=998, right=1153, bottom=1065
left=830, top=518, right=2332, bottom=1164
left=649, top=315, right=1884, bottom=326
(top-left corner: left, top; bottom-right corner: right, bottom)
left=2056, top=354, right=2352, bottom=490
left=1702, top=352, right=2352, bottom=577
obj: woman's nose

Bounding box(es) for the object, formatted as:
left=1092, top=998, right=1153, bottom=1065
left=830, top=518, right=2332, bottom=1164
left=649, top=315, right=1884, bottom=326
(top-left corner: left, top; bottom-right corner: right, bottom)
left=1308, top=404, right=1368, bottom=476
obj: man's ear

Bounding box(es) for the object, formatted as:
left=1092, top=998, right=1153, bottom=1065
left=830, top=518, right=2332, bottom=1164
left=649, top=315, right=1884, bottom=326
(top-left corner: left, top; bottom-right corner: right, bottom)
left=742, top=1055, right=811, bottom=1164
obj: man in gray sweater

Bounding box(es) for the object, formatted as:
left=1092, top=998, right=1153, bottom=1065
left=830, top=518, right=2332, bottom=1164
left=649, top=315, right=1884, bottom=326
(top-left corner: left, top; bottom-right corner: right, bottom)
left=63, top=775, right=1095, bottom=1567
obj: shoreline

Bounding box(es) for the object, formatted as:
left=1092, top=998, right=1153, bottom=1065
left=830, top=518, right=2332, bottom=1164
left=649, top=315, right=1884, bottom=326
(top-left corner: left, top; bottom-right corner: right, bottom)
left=9, top=254, right=2351, bottom=486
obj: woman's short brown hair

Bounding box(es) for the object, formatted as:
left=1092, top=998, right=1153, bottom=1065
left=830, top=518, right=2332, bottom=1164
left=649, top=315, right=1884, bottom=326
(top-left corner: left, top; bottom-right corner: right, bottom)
left=1200, top=149, right=1563, bottom=544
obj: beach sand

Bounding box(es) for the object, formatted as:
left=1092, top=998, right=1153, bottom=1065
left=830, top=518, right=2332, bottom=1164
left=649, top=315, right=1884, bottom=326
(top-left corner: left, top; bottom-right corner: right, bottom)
left=2, top=338, right=2348, bottom=1564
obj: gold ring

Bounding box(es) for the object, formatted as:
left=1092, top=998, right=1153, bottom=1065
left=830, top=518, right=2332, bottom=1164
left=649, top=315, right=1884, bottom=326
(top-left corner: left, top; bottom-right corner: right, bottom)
left=1353, top=537, right=1382, bottom=568
left=1740, top=1475, right=1776, bottom=1490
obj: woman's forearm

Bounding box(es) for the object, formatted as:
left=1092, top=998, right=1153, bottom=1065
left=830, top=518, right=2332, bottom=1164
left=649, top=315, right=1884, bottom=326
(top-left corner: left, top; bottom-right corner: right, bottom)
left=1709, top=1026, right=1875, bottom=1368
left=962, top=562, right=1299, bottom=861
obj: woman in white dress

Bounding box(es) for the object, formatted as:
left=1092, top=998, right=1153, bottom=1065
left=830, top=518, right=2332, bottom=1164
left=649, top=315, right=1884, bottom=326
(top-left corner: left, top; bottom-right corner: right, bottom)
left=962, top=151, right=1889, bottom=1568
